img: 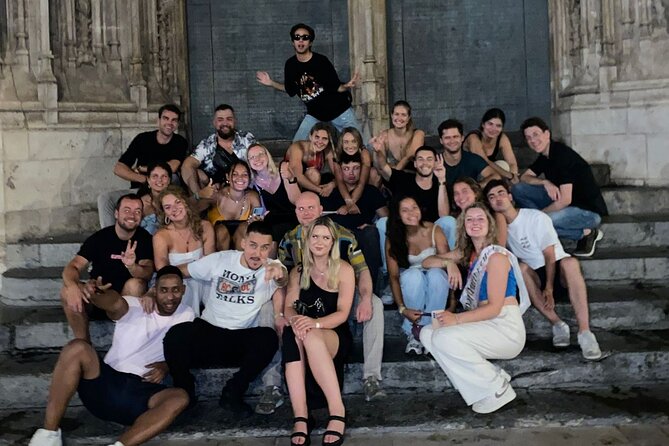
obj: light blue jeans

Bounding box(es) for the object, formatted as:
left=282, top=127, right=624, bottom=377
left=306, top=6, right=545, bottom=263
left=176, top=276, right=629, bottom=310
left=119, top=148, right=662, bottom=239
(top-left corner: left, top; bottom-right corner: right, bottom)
left=376, top=216, right=457, bottom=274
left=511, top=183, right=601, bottom=240
left=293, top=107, right=362, bottom=141
left=399, top=268, right=449, bottom=336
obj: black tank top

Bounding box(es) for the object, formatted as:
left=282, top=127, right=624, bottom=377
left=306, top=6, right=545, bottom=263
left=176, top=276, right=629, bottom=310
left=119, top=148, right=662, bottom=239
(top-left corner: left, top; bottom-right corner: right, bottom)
left=465, top=129, right=501, bottom=161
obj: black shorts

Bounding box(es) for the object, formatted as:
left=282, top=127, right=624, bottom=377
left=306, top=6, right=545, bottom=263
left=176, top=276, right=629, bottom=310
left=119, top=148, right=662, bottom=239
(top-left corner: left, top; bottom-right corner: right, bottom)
left=534, top=259, right=569, bottom=300
left=77, top=360, right=166, bottom=426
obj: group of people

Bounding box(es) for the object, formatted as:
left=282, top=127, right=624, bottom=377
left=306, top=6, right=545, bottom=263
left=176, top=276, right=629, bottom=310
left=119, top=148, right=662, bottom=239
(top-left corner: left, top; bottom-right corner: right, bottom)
left=30, top=22, right=608, bottom=446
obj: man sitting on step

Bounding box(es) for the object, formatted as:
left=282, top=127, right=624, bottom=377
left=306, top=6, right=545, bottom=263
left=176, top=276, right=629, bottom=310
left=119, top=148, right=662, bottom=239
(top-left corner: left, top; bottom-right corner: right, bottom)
left=61, top=193, right=154, bottom=341
left=279, top=191, right=387, bottom=402
left=163, top=221, right=288, bottom=418
left=485, top=179, right=602, bottom=360
left=512, top=117, right=608, bottom=257
left=29, top=265, right=195, bottom=446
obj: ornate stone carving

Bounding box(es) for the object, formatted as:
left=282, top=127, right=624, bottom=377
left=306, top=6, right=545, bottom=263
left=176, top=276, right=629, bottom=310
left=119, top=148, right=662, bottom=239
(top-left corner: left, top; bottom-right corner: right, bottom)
left=75, top=0, right=95, bottom=65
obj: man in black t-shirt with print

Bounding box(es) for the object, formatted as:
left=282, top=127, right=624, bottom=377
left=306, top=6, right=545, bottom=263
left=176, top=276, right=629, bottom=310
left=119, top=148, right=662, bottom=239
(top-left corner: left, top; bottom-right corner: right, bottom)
left=62, top=193, right=154, bottom=341
left=98, top=104, right=188, bottom=228
left=256, top=23, right=362, bottom=141
left=512, top=117, right=608, bottom=257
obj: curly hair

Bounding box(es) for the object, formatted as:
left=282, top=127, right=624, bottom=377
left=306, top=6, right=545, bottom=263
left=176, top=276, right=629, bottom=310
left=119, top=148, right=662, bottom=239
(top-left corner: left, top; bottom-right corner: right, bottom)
left=156, top=185, right=204, bottom=241
left=386, top=196, right=425, bottom=270
left=455, top=202, right=498, bottom=266
left=300, top=216, right=341, bottom=290
left=452, top=176, right=483, bottom=215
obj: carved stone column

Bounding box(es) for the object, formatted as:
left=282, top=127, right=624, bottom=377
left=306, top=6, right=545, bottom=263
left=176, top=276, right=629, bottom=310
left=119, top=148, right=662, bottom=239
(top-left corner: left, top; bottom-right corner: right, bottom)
left=128, top=0, right=148, bottom=120
left=14, top=0, right=29, bottom=68
left=36, top=0, right=58, bottom=123
left=347, top=0, right=388, bottom=138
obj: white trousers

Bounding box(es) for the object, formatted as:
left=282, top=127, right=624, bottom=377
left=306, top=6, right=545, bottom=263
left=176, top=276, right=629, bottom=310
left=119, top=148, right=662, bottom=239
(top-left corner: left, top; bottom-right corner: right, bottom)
left=420, top=305, right=526, bottom=405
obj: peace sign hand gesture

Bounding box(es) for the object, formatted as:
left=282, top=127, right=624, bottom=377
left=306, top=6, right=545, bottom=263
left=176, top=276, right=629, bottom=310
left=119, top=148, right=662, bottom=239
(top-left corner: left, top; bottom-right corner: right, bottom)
left=111, top=239, right=137, bottom=269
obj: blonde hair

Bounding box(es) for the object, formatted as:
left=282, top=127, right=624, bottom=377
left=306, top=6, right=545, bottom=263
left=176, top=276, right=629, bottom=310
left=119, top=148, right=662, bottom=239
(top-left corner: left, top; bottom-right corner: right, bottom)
left=247, top=143, right=278, bottom=181
left=300, top=217, right=341, bottom=290
left=455, top=202, right=498, bottom=265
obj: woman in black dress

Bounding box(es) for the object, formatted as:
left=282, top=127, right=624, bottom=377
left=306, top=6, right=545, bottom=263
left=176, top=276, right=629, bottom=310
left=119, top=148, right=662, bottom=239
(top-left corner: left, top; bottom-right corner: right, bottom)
left=283, top=216, right=355, bottom=446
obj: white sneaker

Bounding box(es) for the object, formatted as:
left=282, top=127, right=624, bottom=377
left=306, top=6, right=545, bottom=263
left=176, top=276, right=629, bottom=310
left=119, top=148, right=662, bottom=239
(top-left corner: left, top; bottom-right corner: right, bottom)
left=552, top=321, right=570, bottom=347
left=578, top=330, right=602, bottom=360
left=28, top=428, right=62, bottom=446
left=380, top=284, right=394, bottom=305
left=405, top=335, right=423, bottom=355
left=472, top=380, right=517, bottom=414
left=107, top=442, right=125, bottom=446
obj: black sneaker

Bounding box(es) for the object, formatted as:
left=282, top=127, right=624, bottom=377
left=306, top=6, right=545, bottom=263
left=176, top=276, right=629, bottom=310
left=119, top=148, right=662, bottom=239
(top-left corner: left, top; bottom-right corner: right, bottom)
left=219, top=388, right=253, bottom=419
left=573, top=229, right=603, bottom=257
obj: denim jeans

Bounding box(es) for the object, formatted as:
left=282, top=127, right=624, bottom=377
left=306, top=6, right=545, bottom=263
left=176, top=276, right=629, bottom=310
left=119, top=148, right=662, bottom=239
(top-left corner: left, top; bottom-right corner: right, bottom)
left=376, top=216, right=457, bottom=275
left=293, top=107, right=362, bottom=141
left=510, top=183, right=601, bottom=240
left=399, top=268, right=449, bottom=336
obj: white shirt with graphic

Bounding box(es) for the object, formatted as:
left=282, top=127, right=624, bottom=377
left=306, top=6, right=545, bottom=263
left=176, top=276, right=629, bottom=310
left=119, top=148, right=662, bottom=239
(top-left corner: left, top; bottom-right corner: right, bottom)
left=188, top=250, right=278, bottom=330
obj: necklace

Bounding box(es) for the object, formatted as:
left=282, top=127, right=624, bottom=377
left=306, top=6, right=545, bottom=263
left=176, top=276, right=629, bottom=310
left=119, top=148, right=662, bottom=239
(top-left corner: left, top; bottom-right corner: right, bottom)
left=173, top=226, right=192, bottom=249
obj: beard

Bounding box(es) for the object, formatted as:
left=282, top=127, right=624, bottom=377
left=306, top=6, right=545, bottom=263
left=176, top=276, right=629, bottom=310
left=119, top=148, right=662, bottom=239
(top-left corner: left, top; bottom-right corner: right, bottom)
left=117, top=219, right=139, bottom=232
left=216, top=126, right=235, bottom=139
left=415, top=168, right=433, bottom=178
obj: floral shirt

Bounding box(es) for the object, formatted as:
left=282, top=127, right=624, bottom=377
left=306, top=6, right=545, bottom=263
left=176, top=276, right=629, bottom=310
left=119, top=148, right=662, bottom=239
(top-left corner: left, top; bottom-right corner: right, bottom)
left=191, top=131, right=256, bottom=181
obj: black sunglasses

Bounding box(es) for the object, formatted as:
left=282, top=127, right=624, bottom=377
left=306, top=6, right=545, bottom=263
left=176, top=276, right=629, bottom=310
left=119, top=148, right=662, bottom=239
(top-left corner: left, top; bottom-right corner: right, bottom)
left=292, top=34, right=312, bottom=41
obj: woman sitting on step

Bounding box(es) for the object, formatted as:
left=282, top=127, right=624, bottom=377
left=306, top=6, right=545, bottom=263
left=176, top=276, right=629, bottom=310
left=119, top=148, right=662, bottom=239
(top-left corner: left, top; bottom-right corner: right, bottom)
left=137, top=162, right=172, bottom=235
left=154, top=185, right=215, bottom=316
left=386, top=196, right=461, bottom=356
left=283, top=217, right=354, bottom=446
left=420, top=202, right=530, bottom=414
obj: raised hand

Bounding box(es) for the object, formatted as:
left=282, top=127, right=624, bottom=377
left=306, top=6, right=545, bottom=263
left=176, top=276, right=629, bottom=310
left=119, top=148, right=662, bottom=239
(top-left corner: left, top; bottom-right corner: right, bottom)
left=256, top=71, right=273, bottom=86
left=342, top=71, right=361, bottom=89
left=434, top=154, right=446, bottom=182
left=280, top=162, right=296, bottom=182
left=199, top=178, right=216, bottom=199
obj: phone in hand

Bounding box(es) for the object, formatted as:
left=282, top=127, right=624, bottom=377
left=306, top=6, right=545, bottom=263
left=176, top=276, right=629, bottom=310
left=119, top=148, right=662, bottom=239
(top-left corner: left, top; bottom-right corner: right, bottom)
left=252, top=207, right=265, bottom=217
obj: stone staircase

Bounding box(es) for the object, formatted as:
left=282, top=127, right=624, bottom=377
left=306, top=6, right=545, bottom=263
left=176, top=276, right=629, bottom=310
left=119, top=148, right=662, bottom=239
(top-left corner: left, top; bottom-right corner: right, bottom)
left=1, top=165, right=669, bottom=443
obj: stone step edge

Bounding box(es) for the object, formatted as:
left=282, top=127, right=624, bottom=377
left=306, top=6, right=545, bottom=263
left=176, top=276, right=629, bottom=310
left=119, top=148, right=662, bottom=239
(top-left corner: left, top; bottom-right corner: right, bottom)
left=2, top=384, right=669, bottom=445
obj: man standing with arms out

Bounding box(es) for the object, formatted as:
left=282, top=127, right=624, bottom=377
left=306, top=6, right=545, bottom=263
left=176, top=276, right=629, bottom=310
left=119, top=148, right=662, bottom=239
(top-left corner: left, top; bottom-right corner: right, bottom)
left=98, top=104, right=188, bottom=228
left=256, top=23, right=361, bottom=141
left=29, top=266, right=194, bottom=446
left=164, top=222, right=288, bottom=418
left=513, top=117, right=608, bottom=257
left=279, top=192, right=386, bottom=402
left=437, top=119, right=498, bottom=212
left=180, top=104, right=256, bottom=207
left=62, top=194, right=154, bottom=341
left=485, top=179, right=602, bottom=360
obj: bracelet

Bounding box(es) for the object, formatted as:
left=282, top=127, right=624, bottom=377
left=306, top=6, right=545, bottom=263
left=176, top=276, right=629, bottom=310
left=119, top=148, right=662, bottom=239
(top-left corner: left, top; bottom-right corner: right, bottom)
left=398, top=305, right=406, bottom=315
left=439, top=182, right=447, bottom=187
left=288, top=177, right=297, bottom=184
left=315, top=321, right=321, bottom=329
left=274, top=312, right=284, bottom=319
left=442, top=259, right=450, bottom=268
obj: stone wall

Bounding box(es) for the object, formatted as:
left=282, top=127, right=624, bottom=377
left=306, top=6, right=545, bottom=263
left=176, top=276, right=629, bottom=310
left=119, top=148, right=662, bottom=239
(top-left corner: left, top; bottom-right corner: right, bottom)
left=0, top=0, right=189, bottom=256
left=549, top=0, right=669, bottom=186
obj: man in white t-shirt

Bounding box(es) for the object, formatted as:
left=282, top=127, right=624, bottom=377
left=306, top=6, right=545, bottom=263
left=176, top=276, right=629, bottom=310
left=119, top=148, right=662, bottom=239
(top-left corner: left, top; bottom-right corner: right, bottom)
left=29, top=265, right=195, bottom=446
left=163, top=221, right=289, bottom=418
left=484, top=179, right=602, bottom=360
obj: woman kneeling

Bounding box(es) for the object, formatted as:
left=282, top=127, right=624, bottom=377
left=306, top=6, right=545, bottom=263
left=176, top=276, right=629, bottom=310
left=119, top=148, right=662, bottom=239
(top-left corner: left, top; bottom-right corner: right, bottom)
left=420, top=203, right=530, bottom=414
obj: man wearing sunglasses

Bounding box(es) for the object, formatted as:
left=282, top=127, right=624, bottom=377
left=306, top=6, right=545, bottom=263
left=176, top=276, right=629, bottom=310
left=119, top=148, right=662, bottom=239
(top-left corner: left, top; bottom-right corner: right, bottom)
left=256, top=23, right=362, bottom=141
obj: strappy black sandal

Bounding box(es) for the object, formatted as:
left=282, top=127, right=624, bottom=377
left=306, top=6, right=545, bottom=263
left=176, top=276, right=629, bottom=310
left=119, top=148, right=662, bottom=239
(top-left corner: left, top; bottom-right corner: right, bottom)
left=291, top=416, right=312, bottom=446
left=322, top=414, right=346, bottom=446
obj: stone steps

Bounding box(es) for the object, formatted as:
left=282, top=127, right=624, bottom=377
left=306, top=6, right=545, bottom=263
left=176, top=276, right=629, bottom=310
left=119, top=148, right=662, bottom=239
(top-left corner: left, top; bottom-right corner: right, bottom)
left=2, top=285, right=667, bottom=353
left=1, top=329, right=667, bottom=411
left=2, top=385, right=668, bottom=445
left=3, top=244, right=667, bottom=306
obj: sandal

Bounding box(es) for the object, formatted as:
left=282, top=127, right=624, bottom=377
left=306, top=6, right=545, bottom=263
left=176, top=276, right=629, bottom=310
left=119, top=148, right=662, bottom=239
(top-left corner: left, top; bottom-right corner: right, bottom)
left=322, top=414, right=346, bottom=446
left=291, top=416, right=312, bottom=446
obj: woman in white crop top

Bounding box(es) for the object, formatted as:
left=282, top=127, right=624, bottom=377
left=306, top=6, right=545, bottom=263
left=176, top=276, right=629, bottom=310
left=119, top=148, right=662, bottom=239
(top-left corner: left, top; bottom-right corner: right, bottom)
left=386, top=196, right=461, bottom=355
left=153, top=185, right=215, bottom=316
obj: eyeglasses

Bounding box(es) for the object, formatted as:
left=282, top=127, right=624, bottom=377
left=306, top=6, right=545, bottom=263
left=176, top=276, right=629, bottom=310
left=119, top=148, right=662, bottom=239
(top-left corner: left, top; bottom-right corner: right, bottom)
left=292, top=34, right=312, bottom=41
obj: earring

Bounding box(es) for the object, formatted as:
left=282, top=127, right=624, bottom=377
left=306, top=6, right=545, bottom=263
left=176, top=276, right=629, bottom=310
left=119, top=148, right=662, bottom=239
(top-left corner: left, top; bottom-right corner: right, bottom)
left=165, top=216, right=171, bottom=225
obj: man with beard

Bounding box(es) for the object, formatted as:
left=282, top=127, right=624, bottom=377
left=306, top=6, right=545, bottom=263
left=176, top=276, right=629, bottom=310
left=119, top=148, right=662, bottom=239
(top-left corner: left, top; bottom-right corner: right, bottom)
left=29, top=266, right=194, bottom=446
left=97, top=104, right=188, bottom=228
left=256, top=23, right=361, bottom=141
left=373, top=144, right=458, bottom=253
left=437, top=119, right=498, bottom=213
left=163, top=221, right=288, bottom=418
left=181, top=104, right=256, bottom=206
left=62, top=194, right=154, bottom=341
